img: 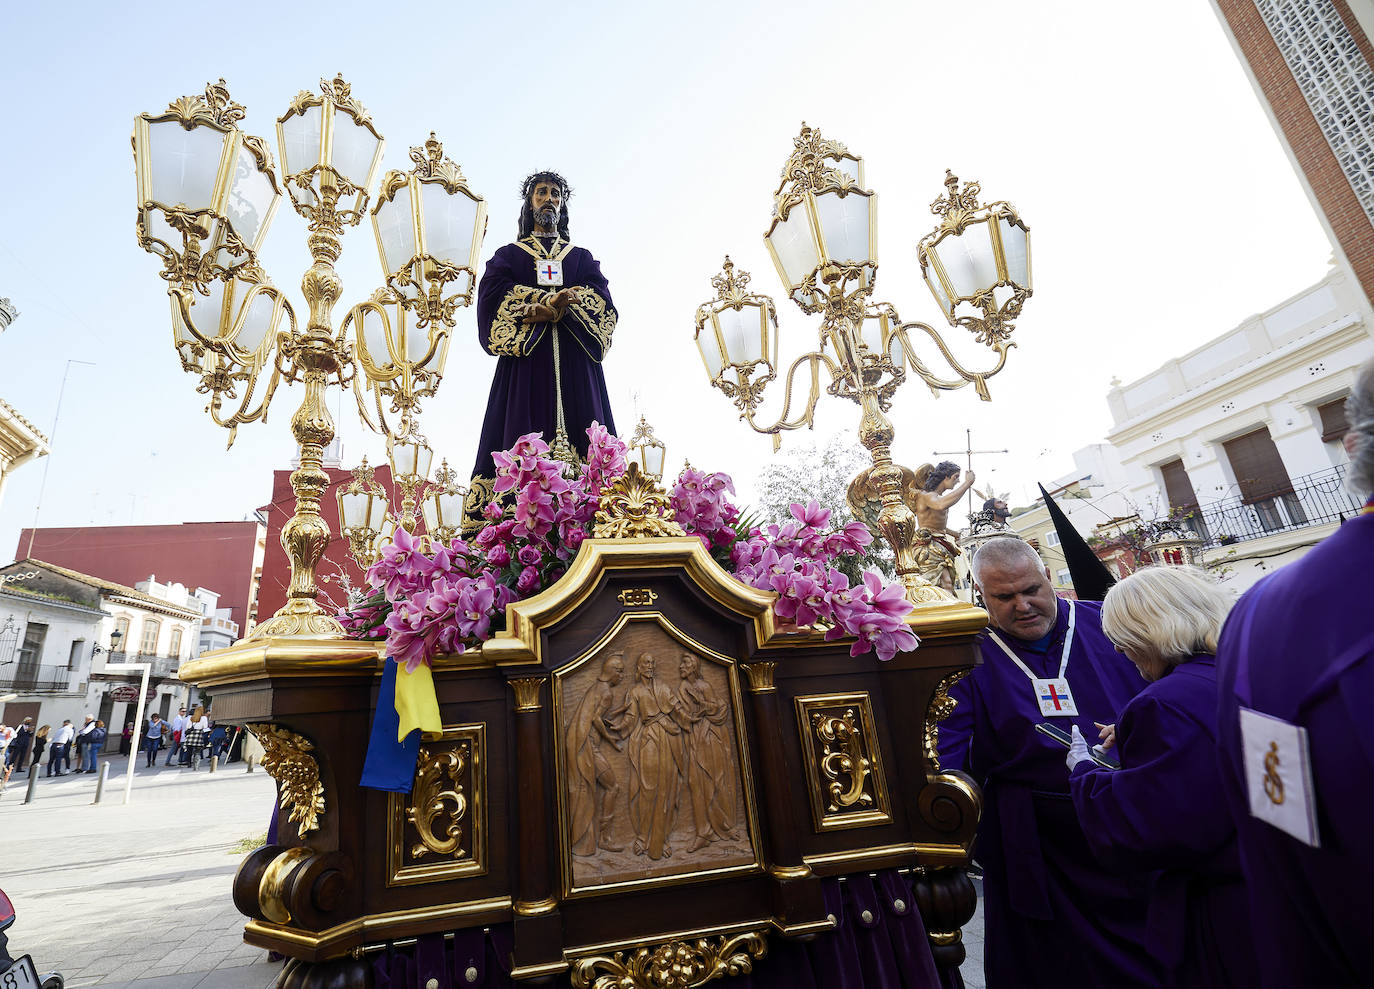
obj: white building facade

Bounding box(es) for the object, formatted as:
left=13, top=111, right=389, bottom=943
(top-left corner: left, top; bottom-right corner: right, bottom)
left=1104, top=264, right=1372, bottom=590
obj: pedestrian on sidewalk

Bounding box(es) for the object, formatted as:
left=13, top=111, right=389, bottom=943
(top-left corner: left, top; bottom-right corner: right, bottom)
left=165, top=707, right=189, bottom=767
left=143, top=714, right=167, bottom=768
left=119, top=722, right=133, bottom=757
left=183, top=706, right=210, bottom=770
left=48, top=720, right=75, bottom=776
left=3, top=718, right=34, bottom=778
left=74, top=716, right=98, bottom=772
left=80, top=720, right=107, bottom=773
left=29, top=725, right=49, bottom=774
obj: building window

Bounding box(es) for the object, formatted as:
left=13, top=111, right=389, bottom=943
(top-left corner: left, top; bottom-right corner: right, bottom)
left=113, top=616, right=130, bottom=654
left=1160, top=459, right=1200, bottom=511
left=1055, top=568, right=1073, bottom=586
left=1044, top=530, right=1061, bottom=547
left=1223, top=427, right=1307, bottom=530
left=1256, top=0, right=1374, bottom=226
left=17, top=622, right=47, bottom=673
left=169, top=626, right=183, bottom=659
left=1317, top=396, right=1350, bottom=443
left=140, top=619, right=161, bottom=656
left=67, top=639, right=84, bottom=669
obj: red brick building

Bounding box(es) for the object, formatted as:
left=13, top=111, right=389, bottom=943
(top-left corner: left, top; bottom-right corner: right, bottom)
left=1211, top=0, right=1374, bottom=310
left=14, top=521, right=265, bottom=631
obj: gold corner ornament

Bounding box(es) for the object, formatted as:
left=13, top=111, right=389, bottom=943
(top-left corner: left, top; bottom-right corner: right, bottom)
left=594, top=462, right=686, bottom=539
left=924, top=670, right=970, bottom=771
left=408, top=741, right=470, bottom=860
left=164, top=78, right=246, bottom=129
left=570, top=930, right=768, bottom=989
left=250, top=724, right=326, bottom=839
left=814, top=709, right=874, bottom=812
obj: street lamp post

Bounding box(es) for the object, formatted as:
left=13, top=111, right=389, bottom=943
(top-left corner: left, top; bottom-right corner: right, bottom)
left=133, top=78, right=486, bottom=639
left=694, top=124, right=1032, bottom=606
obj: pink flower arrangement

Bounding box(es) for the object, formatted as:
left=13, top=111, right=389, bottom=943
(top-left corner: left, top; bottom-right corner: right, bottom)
left=340, top=426, right=920, bottom=670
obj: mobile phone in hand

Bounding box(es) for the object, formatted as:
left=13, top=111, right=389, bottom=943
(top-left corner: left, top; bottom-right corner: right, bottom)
left=1035, top=722, right=1121, bottom=770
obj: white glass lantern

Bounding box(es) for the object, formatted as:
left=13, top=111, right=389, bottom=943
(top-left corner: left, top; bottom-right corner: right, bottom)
left=276, top=74, right=385, bottom=218
left=171, top=272, right=290, bottom=368
left=857, top=306, right=905, bottom=375
left=133, top=80, right=281, bottom=281
left=371, top=133, right=487, bottom=314
left=917, top=170, right=1032, bottom=328
left=347, top=289, right=450, bottom=405
left=335, top=457, right=391, bottom=570
left=764, top=125, right=877, bottom=314
left=628, top=416, right=667, bottom=482
left=387, top=433, right=433, bottom=485
left=421, top=460, right=468, bottom=543
left=693, top=258, right=778, bottom=388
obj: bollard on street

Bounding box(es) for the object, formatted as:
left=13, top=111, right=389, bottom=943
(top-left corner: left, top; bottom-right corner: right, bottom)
left=210, top=754, right=218, bottom=773
left=92, top=762, right=111, bottom=804
left=245, top=755, right=255, bottom=773
left=22, top=763, right=38, bottom=804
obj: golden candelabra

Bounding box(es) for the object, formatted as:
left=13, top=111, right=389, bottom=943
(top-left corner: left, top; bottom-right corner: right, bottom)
left=134, top=77, right=486, bottom=638
left=694, top=124, right=1031, bottom=605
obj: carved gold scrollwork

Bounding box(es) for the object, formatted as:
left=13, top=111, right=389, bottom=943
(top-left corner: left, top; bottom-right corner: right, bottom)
left=794, top=693, right=892, bottom=831
left=408, top=741, right=470, bottom=860
left=617, top=588, right=659, bottom=607
left=570, top=929, right=769, bottom=989
left=388, top=724, right=487, bottom=886
left=924, top=670, right=970, bottom=772
left=593, top=462, right=686, bottom=539
left=813, top=710, right=872, bottom=812
left=249, top=724, right=325, bottom=839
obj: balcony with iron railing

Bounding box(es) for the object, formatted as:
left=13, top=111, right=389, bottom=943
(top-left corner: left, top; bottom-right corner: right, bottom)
left=100, top=650, right=181, bottom=678
left=0, top=663, right=76, bottom=693
left=1183, top=464, right=1362, bottom=548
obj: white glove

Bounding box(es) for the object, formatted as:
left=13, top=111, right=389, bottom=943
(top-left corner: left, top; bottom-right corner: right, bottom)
left=1066, top=724, right=1093, bottom=771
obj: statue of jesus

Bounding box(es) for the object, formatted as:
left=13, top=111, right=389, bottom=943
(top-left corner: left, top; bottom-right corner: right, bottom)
left=464, top=171, right=618, bottom=530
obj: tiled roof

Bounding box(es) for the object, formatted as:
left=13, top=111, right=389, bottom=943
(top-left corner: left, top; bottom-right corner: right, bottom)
left=15, top=559, right=202, bottom=617
left=0, top=397, right=49, bottom=444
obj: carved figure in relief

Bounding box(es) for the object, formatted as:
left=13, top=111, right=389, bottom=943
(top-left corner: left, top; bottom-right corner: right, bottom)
left=676, top=653, right=740, bottom=851
left=567, top=653, right=628, bottom=856
left=621, top=652, right=687, bottom=860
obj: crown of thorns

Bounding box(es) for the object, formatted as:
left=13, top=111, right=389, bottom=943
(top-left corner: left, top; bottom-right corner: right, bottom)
left=520, top=171, right=572, bottom=201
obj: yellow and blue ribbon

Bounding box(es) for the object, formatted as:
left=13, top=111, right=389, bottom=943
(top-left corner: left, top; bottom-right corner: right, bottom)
left=360, top=658, right=442, bottom=793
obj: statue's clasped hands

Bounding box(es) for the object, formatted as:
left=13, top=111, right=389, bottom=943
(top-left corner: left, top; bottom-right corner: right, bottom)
left=523, top=287, right=582, bottom=324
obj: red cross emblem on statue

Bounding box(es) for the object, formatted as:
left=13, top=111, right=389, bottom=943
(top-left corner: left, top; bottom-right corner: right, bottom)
left=543, top=265, right=556, bottom=280
left=1041, top=684, right=1066, bottom=710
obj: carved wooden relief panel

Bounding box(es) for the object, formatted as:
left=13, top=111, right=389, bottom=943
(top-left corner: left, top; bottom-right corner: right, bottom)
left=794, top=692, right=892, bottom=831
left=387, top=723, right=487, bottom=886
left=554, top=614, right=761, bottom=897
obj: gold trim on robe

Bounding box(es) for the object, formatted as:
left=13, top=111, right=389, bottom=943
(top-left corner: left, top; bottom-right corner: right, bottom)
left=461, top=474, right=496, bottom=536
left=565, top=288, right=617, bottom=361
left=487, top=286, right=555, bottom=357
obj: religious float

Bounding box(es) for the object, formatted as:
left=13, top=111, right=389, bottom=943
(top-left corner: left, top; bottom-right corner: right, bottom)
left=138, top=75, right=1033, bottom=987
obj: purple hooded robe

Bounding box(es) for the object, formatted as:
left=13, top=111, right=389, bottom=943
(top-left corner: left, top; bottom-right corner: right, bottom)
left=1071, top=655, right=1258, bottom=987
left=1216, top=508, right=1374, bottom=986
left=939, top=599, right=1154, bottom=988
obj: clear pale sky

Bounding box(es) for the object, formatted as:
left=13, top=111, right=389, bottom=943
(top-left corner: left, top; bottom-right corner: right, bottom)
left=0, top=0, right=1334, bottom=561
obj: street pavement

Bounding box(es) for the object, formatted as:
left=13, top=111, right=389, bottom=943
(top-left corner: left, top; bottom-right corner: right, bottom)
left=1, top=751, right=987, bottom=988
left=1, top=752, right=281, bottom=988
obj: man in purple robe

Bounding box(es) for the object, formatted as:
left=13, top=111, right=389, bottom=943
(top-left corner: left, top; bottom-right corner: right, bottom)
left=939, top=536, right=1153, bottom=988
left=1215, top=357, right=1374, bottom=987
left=463, top=171, right=617, bottom=530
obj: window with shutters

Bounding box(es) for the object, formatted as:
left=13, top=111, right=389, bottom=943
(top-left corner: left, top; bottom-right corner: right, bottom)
left=169, top=626, right=183, bottom=658
left=1223, top=427, right=1307, bottom=529
left=1317, top=396, right=1350, bottom=443
left=140, top=619, right=161, bottom=656
left=1159, top=459, right=1200, bottom=511
left=113, top=616, right=130, bottom=654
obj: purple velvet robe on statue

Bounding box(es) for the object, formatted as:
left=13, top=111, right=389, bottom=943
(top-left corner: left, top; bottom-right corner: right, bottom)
left=1216, top=509, right=1374, bottom=987
left=467, top=236, right=617, bottom=511
left=939, top=599, right=1154, bottom=988
left=1070, top=655, right=1258, bottom=988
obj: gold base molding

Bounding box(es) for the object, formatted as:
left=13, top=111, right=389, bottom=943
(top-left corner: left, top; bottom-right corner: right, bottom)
left=802, top=840, right=971, bottom=873
left=570, top=928, right=768, bottom=989
left=178, top=635, right=385, bottom=689
left=243, top=896, right=513, bottom=960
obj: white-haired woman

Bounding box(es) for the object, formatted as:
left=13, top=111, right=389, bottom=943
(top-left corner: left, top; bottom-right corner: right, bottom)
left=1067, top=565, right=1256, bottom=989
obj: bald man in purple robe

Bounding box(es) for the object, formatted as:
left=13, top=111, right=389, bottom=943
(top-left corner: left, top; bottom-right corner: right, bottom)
left=939, top=536, right=1153, bottom=988
left=1215, top=358, right=1374, bottom=987
left=463, top=170, right=617, bottom=530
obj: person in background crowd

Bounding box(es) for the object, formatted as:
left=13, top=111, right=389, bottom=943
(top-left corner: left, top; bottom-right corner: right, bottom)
left=165, top=706, right=189, bottom=767
left=1216, top=356, right=1374, bottom=986
left=208, top=720, right=227, bottom=761
left=1068, top=566, right=1256, bottom=988
left=48, top=719, right=74, bottom=776
left=74, top=715, right=97, bottom=772
left=939, top=535, right=1154, bottom=989
left=119, top=721, right=133, bottom=756
left=81, top=720, right=107, bottom=773
left=4, top=717, right=33, bottom=778
left=143, top=713, right=166, bottom=768
left=30, top=725, right=49, bottom=773
left=182, top=705, right=210, bottom=771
